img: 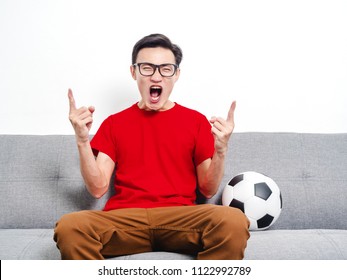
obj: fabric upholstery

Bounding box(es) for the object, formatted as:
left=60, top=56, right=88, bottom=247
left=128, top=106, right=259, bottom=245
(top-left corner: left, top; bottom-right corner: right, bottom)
left=0, top=133, right=346, bottom=259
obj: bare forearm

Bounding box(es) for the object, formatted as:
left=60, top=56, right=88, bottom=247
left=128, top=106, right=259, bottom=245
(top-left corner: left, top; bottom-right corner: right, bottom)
left=68, top=89, right=109, bottom=198
left=77, top=141, right=108, bottom=198
left=200, top=101, right=236, bottom=198
left=199, top=151, right=226, bottom=198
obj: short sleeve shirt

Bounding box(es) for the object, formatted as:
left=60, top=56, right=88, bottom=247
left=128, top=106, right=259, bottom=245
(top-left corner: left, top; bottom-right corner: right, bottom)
left=90, top=103, right=214, bottom=210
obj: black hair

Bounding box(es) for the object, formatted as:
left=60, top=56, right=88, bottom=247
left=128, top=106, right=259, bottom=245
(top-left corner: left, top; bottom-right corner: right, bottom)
left=132, top=34, right=183, bottom=66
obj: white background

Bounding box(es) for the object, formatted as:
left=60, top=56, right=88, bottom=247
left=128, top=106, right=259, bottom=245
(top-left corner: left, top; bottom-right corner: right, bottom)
left=1, top=0, right=346, bottom=134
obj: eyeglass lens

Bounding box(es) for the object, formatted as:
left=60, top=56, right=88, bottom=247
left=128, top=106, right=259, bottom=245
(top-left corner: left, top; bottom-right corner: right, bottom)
left=138, top=63, right=176, bottom=77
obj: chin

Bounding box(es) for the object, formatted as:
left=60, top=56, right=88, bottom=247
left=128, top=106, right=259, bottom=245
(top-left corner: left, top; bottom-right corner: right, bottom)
left=141, top=99, right=171, bottom=111
left=149, top=104, right=165, bottom=111
left=140, top=102, right=160, bottom=111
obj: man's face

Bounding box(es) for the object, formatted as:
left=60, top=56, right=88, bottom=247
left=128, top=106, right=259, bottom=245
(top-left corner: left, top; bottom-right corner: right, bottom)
left=131, top=47, right=180, bottom=111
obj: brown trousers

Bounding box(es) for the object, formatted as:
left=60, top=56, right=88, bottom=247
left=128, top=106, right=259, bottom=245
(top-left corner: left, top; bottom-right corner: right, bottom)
left=53, top=204, right=250, bottom=260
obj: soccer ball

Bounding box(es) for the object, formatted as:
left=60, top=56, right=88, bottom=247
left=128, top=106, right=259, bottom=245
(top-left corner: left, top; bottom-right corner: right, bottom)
left=222, top=171, right=282, bottom=231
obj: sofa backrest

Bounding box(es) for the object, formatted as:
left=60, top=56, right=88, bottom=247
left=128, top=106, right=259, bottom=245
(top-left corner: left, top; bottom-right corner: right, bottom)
left=0, top=135, right=112, bottom=229
left=0, top=133, right=346, bottom=230
left=209, top=132, right=347, bottom=230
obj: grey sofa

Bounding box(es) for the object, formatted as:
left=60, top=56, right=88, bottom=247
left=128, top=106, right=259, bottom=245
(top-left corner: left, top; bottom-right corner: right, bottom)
left=0, top=133, right=346, bottom=260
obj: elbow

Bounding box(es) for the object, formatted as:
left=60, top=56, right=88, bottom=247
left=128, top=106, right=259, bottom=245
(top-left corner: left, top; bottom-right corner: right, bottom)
left=205, top=193, right=215, bottom=199
left=86, top=182, right=109, bottom=199
left=199, top=187, right=217, bottom=199
left=91, top=191, right=106, bottom=199
left=204, top=192, right=216, bottom=199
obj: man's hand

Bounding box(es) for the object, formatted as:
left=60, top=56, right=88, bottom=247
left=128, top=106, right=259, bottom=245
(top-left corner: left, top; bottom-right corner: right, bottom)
left=197, top=101, right=236, bottom=198
left=68, top=89, right=95, bottom=144
left=210, top=101, right=236, bottom=155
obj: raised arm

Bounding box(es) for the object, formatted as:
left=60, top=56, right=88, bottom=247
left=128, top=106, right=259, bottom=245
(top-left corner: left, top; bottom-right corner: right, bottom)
left=197, top=101, right=236, bottom=198
left=68, top=89, right=114, bottom=198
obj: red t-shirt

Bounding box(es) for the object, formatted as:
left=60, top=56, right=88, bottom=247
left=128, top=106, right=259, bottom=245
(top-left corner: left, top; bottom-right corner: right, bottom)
left=90, top=103, right=214, bottom=211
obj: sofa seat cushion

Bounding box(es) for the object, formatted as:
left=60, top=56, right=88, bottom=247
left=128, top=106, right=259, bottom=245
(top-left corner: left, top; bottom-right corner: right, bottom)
left=109, top=251, right=194, bottom=260
left=1, top=229, right=346, bottom=260
left=0, top=229, right=194, bottom=260
left=245, top=229, right=347, bottom=259
left=0, top=229, right=60, bottom=260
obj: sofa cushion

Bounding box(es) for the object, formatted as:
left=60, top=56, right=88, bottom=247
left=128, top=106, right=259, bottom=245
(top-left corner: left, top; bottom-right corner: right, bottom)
left=109, top=251, right=194, bottom=260
left=245, top=229, right=347, bottom=259
left=207, top=133, right=347, bottom=230
left=1, top=228, right=346, bottom=260
left=0, top=229, right=194, bottom=260
left=0, top=229, right=60, bottom=259
left=0, top=135, right=112, bottom=229
left=1, top=134, right=346, bottom=231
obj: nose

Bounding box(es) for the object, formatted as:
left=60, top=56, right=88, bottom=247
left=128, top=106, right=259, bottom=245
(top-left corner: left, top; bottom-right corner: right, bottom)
left=150, top=67, right=162, bottom=82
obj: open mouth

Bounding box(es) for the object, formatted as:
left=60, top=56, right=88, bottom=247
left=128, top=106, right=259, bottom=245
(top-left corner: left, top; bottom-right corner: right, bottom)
left=150, top=86, right=162, bottom=102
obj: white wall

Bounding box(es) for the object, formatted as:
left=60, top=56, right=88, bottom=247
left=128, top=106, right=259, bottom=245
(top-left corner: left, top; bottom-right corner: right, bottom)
left=1, top=0, right=346, bottom=134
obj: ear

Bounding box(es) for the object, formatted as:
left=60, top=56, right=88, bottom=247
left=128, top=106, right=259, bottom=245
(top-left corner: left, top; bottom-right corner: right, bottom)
left=174, top=67, right=181, bottom=82
left=130, top=65, right=137, bottom=80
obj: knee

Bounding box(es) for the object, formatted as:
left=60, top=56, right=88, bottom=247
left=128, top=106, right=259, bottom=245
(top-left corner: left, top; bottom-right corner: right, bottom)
left=55, top=212, right=79, bottom=231
left=54, top=211, right=89, bottom=242
left=199, top=206, right=250, bottom=259
left=207, top=206, right=250, bottom=235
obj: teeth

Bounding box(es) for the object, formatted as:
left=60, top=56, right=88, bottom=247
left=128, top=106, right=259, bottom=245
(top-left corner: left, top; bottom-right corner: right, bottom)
left=150, top=86, right=162, bottom=97
left=150, top=86, right=161, bottom=102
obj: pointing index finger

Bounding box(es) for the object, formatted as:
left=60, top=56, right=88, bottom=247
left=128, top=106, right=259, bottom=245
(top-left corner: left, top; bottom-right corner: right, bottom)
left=227, top=101, right=236, bottom=123
left=68, top=88, right=77, bottom=112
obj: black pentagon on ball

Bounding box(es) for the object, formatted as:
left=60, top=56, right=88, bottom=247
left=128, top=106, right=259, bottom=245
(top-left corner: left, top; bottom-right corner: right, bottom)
left=228, top=174, right=244, bottom=187
left=254, top=182, right=272, bottom=200
left=257, top=214, right=274, bottom=229
left=229, top=199, right=244, bottom=213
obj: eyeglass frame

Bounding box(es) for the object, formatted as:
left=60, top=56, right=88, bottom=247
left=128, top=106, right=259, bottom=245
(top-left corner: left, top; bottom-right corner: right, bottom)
left=133, top=62, right=179, bottom=77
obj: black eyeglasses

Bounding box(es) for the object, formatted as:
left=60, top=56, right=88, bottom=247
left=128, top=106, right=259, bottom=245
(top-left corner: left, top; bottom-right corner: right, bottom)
left=133, top=63, right=178, bottom=77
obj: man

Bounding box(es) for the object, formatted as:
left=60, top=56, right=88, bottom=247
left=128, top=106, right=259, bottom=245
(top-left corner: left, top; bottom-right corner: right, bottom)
left=54, top=34, right=249, bottom=259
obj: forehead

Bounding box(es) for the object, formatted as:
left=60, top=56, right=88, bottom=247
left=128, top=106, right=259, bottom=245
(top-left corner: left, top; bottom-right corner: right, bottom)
left=136, top=47, right=175, bottom=64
